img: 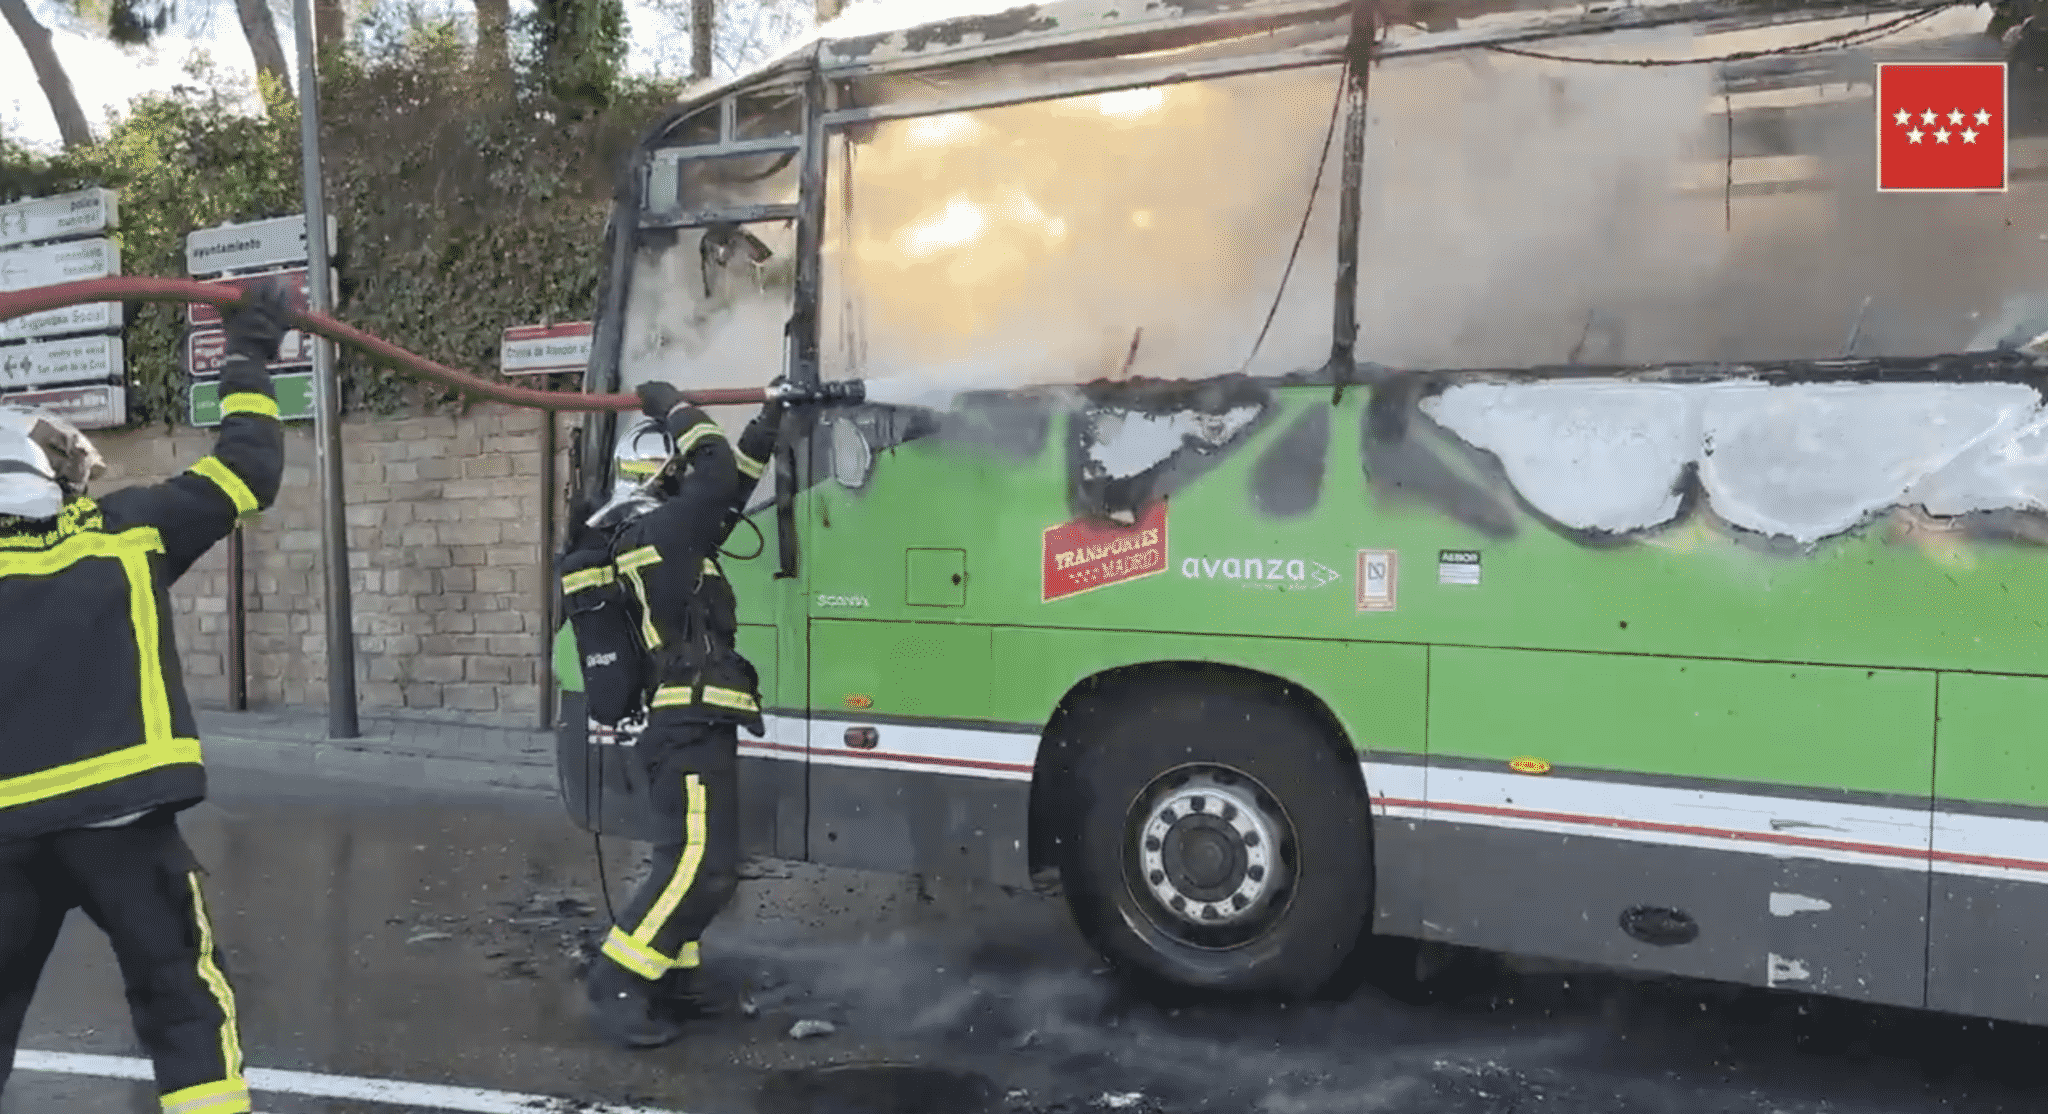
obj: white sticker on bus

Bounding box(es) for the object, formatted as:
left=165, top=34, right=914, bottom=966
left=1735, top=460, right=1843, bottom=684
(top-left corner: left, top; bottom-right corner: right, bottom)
left=1179, top=556, right=1341, bottom=590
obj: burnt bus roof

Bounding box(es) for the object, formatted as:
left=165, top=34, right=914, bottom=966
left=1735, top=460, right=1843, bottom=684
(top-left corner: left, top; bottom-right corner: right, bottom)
left=640, top=0, right=1974, bottom=146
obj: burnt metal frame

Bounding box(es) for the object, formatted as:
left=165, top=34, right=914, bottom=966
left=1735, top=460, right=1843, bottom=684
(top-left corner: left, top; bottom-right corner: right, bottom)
left=574, top=0, right=1978, bottom=548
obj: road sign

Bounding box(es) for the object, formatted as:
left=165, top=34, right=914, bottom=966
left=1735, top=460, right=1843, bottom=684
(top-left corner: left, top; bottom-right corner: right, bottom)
left=0, top=188, right=118, bottom=250
left=185, top=214, right=336, bottom=277
left=1, top=383, right=126, bottom=430
left=501, top=322, right=593, bottom=375
left=188, top=268, right=319, bottom=328
left=190, top=371, right=313, bottom=427
left=0, top=335, right=123, bottom=391
left=0, top=237, right=120, bottom=292
left=186, top=327, right=315, bottom=378
left=1, top=301, right=120, bottom=342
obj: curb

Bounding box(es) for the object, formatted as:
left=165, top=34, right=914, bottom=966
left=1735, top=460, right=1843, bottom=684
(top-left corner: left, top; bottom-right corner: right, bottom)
left=200, top=731, right=559, bottom=796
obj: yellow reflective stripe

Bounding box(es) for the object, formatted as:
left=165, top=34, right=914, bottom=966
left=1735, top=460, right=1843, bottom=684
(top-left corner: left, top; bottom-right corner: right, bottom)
left=702, top=558, right=720, bottom=578
left=218, top=392, right=279, bottom=420
left=561, top=567, right=613, bottom=593
left=601, top=925, right=671, bottom=980
left=614, top=545, right=661, bottom=572
left=160, top=1077, right=250, bottom=1114
left=0, top=738, right=202, bottom=809
left=630, top=774, right=709, bottom=951
left=675, top=421, right=724, bottom=458
left=735, top=450, right=765, bottom=479
left=648, top=685, right=757, bottom=713
left=618, top=459, right=662, bottom=479
left=674, top=940, right=701, bottom=970
left=619, top=567, right=660, bottom=650
left=0, top=527, right=190, bottom=811
left=185, top=873, right=245, bottom=1098
left=188, top=457, right=259, bottom=517
left=702, top=686, right=759, bottom=713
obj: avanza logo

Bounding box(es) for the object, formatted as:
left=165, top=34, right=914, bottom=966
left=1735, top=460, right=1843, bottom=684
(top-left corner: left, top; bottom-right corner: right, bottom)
left=1181, top=556, right=1341, bottom=591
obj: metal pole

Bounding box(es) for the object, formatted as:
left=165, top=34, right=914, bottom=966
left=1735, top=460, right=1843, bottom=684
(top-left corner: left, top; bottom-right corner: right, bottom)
left=227, top=524, right=248, bottom=711
left=538, top=411, right=558, bottom=731
left=293, top=0, right=359, bottom=739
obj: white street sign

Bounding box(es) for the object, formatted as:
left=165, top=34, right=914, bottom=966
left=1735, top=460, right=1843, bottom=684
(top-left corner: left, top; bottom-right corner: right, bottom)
left=185, top=214, right=336, bottom=276
left=501, top=322, right=593, bottom=375
left=0, top=237, right=120, bottom=292
left=0, top=383, right=126, bottom=429
left=1, top=301, right=121, bottom=341
left=0, top=188, right=119, bottom=250
left=0, top=335, right=123, bottom=391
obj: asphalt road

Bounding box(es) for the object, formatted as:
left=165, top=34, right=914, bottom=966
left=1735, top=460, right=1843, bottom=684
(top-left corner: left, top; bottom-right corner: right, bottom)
left=7, top=765, right=2048, bottom=1114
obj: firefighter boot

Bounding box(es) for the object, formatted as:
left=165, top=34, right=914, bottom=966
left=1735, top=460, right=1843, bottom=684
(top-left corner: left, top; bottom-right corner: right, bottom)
left=586, top=959, right=685, bottom=1049
left=656, top=965, right=728, bottom=1021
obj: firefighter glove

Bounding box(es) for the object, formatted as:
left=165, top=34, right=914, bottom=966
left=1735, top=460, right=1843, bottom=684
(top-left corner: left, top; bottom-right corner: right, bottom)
left=637, top=381, right=685, bottom=420
left=225, top=278, right=294, bottom=364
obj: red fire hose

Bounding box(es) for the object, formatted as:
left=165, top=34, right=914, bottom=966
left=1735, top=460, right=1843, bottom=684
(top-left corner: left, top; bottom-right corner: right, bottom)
left=0, top=277, right=771, bottom=412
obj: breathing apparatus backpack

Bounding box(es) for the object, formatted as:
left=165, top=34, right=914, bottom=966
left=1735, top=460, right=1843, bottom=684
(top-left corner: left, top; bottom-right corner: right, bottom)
left=559, top=520, right=656, bottom=728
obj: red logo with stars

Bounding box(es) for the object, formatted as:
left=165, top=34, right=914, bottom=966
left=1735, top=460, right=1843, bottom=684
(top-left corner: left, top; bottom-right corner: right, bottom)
left=1876, top=62, right=2007, bottom=193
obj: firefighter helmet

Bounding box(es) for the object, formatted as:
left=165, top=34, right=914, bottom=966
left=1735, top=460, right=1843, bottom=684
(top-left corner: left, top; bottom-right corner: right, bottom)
left=0, top=404, right=104, bottom=520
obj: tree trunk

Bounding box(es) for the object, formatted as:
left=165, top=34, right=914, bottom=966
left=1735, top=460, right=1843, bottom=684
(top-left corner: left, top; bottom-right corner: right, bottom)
left=315, top=0, right=346, bottom=51
left=690, top=0, right=713, bottom=80
left=235, top=0, right=296, bottom=106
left=0, top=0, right=94, bottom=148
left=473, top=0, right=513, bottom=91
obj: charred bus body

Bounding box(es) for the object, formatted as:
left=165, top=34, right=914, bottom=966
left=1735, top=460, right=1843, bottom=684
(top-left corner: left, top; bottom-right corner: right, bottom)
left=553, top=0, right=2048, bottom=1020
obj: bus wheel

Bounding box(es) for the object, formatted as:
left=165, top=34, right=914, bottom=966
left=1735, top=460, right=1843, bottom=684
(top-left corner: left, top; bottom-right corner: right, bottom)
left=1056, top=681, right=1372, bottom=998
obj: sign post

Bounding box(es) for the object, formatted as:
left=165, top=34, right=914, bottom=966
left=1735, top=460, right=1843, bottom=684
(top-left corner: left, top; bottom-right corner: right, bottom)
left=293, top=0, right=360, bottom=740
left=185, top=215, right=341, bottom=722
left=503, top=320, right=590, bottom=731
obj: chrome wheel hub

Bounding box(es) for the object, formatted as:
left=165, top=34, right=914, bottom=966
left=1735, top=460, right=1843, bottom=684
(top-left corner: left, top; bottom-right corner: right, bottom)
left=1134, top=768, right=1287, bottom=930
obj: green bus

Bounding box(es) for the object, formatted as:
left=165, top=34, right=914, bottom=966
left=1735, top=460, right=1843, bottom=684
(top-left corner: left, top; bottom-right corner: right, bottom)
left=551, top=0, right=2048, bottom=1023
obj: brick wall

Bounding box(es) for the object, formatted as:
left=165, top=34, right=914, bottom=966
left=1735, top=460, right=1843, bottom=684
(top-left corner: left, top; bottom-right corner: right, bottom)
left=92, top=404, right=572, bottom=729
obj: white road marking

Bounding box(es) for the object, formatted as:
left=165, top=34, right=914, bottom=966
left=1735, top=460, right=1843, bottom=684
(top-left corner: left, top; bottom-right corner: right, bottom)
left=12, top=1050, right=699, bottom=1114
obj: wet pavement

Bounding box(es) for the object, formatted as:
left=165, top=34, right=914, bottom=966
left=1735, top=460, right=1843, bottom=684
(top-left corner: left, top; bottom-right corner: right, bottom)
left=8, top=762, right=2048, bottom=1114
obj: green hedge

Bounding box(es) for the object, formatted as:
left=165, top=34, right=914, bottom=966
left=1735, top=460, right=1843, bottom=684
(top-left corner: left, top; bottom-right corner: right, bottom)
left=1, top=21, right=680, bottom=427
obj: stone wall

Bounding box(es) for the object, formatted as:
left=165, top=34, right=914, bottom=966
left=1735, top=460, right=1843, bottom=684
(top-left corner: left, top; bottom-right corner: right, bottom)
left=92, top=403, right=572, bottom=729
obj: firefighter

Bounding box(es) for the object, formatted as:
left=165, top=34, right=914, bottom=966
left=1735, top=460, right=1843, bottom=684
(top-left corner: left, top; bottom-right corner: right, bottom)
left=567, top=377, right=784, bottom=1050
left=0, top=280, right=291, bottom=1114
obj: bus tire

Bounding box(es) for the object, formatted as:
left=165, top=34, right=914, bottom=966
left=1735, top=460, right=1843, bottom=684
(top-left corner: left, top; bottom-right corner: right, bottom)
left=1055, top=679, right=1372, bottom=998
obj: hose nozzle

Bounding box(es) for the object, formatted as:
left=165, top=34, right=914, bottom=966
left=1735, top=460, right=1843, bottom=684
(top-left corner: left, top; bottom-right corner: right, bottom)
left=766, top=379, right=867, bottom=406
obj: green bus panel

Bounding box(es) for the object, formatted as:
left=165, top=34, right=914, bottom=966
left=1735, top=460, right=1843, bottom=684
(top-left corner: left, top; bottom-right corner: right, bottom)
left=1428, top=646, right=1937, bottom=797
left=1933, top=673, right=2048, bottom=810
left=809, top=620, right=995, bottom=722
left=734, top=623, right=777, bottom=710
left=988, top=626, right=1428, bottom=756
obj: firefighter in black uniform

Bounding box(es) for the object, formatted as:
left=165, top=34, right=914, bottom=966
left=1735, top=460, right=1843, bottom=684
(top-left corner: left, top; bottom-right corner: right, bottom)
left=567, top=378, right=783, bottom=1050
left=0, top=281, right=291, bottom=1114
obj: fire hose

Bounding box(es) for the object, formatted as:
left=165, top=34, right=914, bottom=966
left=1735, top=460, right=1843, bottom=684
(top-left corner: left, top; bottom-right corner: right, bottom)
left=0, top=277, right=867, bottom=411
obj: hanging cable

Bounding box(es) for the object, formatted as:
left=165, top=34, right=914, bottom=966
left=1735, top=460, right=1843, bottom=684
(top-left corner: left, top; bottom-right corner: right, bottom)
left=1236, top=59, right=1351, bottom=375
left=1483, top=6, right=1948, bottom=67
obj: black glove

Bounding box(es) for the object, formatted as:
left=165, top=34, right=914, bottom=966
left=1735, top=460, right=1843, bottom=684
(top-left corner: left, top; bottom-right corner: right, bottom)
left=224, top=278, right=293, bottom=364
left=637, top=381, right=685, bottom=420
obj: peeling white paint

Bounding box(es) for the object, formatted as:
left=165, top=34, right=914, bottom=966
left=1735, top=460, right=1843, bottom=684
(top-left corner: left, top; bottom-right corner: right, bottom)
left=1423, top=379, right=2047, bottom=543
left=1766, top=953, right=1812, bottom=987
left=1768, top=892, right=1833, bottom=917
left=1085, top=406, right=1262, bottom=480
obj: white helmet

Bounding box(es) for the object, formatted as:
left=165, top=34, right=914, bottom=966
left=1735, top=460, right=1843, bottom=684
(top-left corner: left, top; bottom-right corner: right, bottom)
left=583, top=417, right=678, bottom=530
left=0, top=404, right=105, bottom=520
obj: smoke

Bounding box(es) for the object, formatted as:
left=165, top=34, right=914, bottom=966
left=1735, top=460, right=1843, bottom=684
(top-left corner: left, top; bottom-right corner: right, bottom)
left=622, top=7, right=2045, bottom=412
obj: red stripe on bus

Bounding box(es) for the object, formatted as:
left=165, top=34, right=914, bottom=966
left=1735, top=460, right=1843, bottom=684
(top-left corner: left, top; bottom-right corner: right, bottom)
left=1375, top=797, right=2048, bottom=874
left=740, top=738, right=1031, bottom=775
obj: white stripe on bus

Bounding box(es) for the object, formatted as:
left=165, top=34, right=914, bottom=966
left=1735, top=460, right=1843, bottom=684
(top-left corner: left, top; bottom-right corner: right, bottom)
left=740, top=719, right=2048, bottom=880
